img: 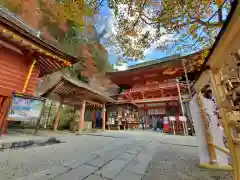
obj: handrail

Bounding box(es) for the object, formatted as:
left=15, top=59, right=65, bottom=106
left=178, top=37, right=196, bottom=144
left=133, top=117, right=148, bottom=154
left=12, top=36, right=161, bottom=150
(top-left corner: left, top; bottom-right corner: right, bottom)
left=209, top=142, right=231, bottom=155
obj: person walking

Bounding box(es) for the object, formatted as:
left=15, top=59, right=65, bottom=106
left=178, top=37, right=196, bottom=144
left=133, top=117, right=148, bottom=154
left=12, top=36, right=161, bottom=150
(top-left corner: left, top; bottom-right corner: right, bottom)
left=141, top=116, right=145, bottom=130
left=153, top=115, right=157, bottom=131
left=159, top=116, right=164, bottom=132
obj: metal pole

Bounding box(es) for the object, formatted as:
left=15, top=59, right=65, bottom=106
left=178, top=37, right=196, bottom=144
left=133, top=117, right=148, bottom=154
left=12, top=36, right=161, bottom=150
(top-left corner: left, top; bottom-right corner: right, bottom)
left=182, top=59, right=192, bottom=97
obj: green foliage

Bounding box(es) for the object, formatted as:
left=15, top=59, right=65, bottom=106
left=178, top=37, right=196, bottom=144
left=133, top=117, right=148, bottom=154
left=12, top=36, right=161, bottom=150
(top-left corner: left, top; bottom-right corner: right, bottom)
left=88, top=42, right=113, bottom=73
left=0, top=0, right=22, bottom=14
left=37, top=0, right=113, bottom=75
left=59, top=105, right=76, bottom=130
left=107, top=0, right=231, bottom=58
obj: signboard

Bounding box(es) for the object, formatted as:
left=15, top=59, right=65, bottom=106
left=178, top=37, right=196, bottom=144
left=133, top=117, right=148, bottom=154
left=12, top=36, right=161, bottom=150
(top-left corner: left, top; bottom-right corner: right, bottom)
left=146, top=102, right=166, bottom=107
left=7, top=95, right=45, bottom=121
left=147, top=108, right=166, bottom=115
left=182, top=94, right=191, bottom=102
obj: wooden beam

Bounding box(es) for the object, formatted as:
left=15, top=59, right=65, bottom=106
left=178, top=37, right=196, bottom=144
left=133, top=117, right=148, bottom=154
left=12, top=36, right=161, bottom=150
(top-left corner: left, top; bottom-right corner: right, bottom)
left=0, top=26, right=72, bottom=66
left=176, top=78, right=184, bottom=116
left=211, top=143, right=231, bottom=155
left=182, top=59, right=192, bottom=97
left=22, top=59, right=36, bottom=93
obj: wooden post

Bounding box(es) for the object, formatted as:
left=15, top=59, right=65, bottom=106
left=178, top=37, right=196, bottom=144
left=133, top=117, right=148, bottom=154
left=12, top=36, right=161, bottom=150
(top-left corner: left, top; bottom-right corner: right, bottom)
left=102, top=104, right=106, bottom=130
left=78, top=100, right=86, bottom=133
left=0, top=97, right=12, bottom=136
left=22, top=59, right=36, bottom=93
left=208, top=69, right=240, bottom=179
left=182, top=59, right=192, bottom=97
left=182, top=59, right=194, bottom=133
left=176, top=78, right=185, bottom=116
left=53, top=102, right=63, bottom=131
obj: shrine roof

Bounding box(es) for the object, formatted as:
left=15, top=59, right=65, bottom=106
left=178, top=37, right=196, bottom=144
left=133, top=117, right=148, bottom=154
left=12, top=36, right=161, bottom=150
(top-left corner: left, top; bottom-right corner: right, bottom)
left=127, top=55, right=180, bottom=70
left=108, top=51, right=203, bottom=75
left=63, top=76, right=115, bottom=103
left=0, top=7, right=83, bottom=76
left=40, top=72, right=115, bottom=106
left=107, top=51, right=204, bottom=85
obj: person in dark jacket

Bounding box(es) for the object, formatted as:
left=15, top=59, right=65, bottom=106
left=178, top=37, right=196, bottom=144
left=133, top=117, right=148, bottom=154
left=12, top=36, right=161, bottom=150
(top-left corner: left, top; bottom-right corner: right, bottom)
left=140, top=116, right=145, bottom=130
left=159, top=116, right=164, bottom=132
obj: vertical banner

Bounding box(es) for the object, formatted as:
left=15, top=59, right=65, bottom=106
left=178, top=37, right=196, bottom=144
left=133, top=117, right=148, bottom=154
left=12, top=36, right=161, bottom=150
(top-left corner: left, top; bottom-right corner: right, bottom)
left=201, top=83, right=229, bottom=165
left=190, top=95, right=211, bottom=164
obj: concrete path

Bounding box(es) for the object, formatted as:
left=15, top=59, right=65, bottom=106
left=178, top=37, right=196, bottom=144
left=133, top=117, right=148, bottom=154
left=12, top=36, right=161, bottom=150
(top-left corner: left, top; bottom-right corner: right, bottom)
left=0, top=130, right=232, bottom=180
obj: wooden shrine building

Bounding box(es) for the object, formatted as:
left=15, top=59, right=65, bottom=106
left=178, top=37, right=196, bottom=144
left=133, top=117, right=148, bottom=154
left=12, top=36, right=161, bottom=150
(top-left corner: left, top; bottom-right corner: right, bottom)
left=0, top=10, right=78, bottom=134
left=107, top=52, right=205, bottom=133
left=38, top=72, right=115, bottom=133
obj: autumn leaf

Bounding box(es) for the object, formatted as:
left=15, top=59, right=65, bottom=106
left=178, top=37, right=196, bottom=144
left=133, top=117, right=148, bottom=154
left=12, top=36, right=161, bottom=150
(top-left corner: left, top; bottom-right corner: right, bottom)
left=86, top=24, right=93, bottom=32
left=126, top=30, right=138, bottom=37
left=199, top=37, right=204, bottom=44
left=84, top=4, right=94, bottom=17
left=216, top=0, right=224, bottom=6
left=191, top=32, right=198, bottom=40
left=189, top=24, right=198, bottom=33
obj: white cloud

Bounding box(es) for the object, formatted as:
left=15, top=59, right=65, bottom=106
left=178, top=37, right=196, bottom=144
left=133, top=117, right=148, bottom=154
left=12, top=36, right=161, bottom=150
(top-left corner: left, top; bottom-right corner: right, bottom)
left=114, top=62, right=128, bottom=71
left=143, top=34, right=176, bottom=56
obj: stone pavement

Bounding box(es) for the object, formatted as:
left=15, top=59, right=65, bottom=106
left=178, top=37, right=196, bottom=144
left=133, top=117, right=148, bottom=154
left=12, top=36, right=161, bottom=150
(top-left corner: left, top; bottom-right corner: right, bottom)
left=0, top=130, right=233, bottom=180
left=16, top=138, right=155, bottom=180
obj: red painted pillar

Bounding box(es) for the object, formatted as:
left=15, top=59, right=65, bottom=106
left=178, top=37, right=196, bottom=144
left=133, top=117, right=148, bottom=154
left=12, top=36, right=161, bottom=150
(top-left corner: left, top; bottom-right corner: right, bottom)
left=2, top=120, right=8, bottom=135
left=53, top=102, right=63, bottom=131
left=102, top=104, right=106, bottom=130
left=0, top=97, right=11, bottom=135
left=78, top=100, right=86, bottom=133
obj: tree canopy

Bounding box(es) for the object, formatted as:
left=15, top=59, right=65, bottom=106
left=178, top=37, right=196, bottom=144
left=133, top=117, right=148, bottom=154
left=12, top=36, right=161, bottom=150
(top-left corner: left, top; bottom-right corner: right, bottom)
left=1, top=0, right=232, bottom=63
left=106, top=0, right=231, bottom=60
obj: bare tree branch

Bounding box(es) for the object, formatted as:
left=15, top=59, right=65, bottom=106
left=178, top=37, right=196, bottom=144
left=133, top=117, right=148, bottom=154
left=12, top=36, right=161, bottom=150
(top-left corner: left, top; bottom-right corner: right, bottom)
left=131, top=0, right=147, bottom=30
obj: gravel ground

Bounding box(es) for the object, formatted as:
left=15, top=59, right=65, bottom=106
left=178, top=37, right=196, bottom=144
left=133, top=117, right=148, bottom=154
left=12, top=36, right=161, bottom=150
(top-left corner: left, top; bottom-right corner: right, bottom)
left=142, top=143, right=232, bottom=180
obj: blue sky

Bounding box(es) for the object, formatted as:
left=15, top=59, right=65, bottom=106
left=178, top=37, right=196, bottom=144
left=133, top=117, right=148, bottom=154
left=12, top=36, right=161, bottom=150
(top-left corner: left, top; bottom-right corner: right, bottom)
left=98, top=1, right=230, bottom=67
left=99, top=2, right=168, bottom=66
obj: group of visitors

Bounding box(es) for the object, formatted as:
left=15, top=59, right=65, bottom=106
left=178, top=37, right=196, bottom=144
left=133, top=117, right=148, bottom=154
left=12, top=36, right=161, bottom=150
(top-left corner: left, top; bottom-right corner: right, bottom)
left=152, top=115, right=164, bottom=132
left=140, top=115, right=164, bottom=132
